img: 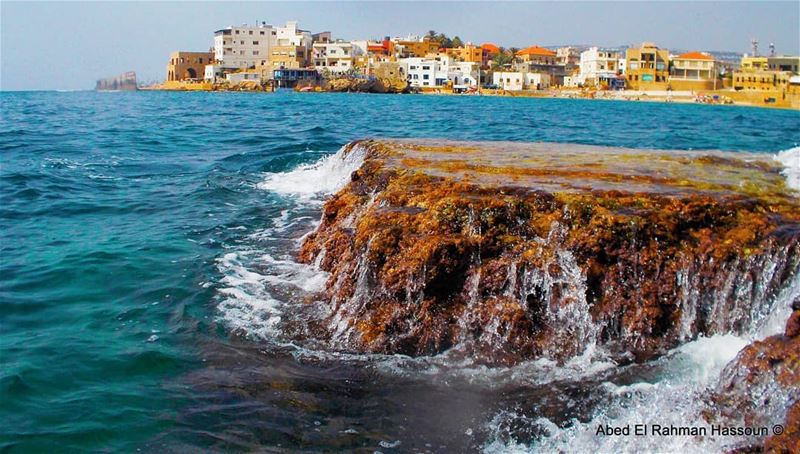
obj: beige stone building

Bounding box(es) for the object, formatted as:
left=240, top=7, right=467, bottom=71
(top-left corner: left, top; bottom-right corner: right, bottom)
left=166, top=51, right=214, bottom=81
left=669, top=51, right=719, bottom=91
left=625, top=42, right=670, bottom=90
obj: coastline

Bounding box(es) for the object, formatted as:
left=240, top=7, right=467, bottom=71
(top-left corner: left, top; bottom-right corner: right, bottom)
left=141, top=81, right=799, bottom=110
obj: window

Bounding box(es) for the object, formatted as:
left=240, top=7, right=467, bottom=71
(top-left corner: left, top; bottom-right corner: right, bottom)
left=422, top=65, right=430, bottom=70
left=253, top=51, right=259, bottom=55
left=235, top=30, right=239, bottom=34
left=253, top=41, right=258, bottom=45
left=240, top=41, right=244, bottom=45
left=249, top=30, right=253, bottom=35
left=423, top=74, right=429, bottom=79
left=260, top=31, right=265, bottom=35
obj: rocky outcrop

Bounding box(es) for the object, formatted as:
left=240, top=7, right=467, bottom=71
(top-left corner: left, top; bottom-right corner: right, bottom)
left=323, top=76, right=408, bottom=93
left=711, top=300, right=800, bottom=453
left=299, top=139, right=800, bottom=366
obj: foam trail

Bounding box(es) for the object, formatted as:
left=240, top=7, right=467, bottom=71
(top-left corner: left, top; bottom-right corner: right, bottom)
left=257, top=144, right=366, bottom=197
left=775, top=146, right=800, bottom=191
left=216, top=252, right=284, bottom=339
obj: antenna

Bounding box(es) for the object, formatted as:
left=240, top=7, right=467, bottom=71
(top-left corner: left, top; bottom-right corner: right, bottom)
left=769, top=42, right=775, bottom=57
left=750, top=38, right=759, bottom=57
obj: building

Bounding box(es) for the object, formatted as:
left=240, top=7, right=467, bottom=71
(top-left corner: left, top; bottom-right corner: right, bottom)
left=741, top=55, right=800, bottom=73
left=312, top=31, right=332, bottom=44
left=625, top=42, right=670, bottom=90
left=395, top=39, right=439, bottom=58
left=269, top=21, right=313, bottom=70
left=402, top=56, right=448, bottom=87
left=514, top=46, right=573, bottom=85
left=204, top=64, right=226, bottom=82
left=273, top=68, right=319, bottom=88
left=398, top=53, right=477, bottom=88
left=732, top=70, right=794, bottom=91
left=669, top=51, right=719, bottom=90
left=226, top=71, right=262, bottom=83
left=557, top=47, right=581, bottom=67
left=578, top=47, right=621, bottom=87
left=166, top=51, right=214, bottom=81
left=764, top=56, right=800, bottom=72
left=516, top=46, right=558, bottom=65
left=446, top=44, right=486, bottom=66
left=492, top=71, right=551, bottom=91
left=481, top=43, right=501, bottom=56
left=449, top=61, right=480, bottom=87
left=214, top=23, right=275, bottom=69
left=733, top=54, right=799, bottom=92
left=313, top=41, right=361, bottom=74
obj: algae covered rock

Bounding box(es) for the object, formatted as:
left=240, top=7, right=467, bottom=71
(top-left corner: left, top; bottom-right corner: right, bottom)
left=299, top=139, right=800, bottom=365
left=710, top=303, right=800, bottom=453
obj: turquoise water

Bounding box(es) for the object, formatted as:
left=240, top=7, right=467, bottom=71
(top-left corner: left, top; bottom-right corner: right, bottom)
left=1, top=91, right=799, bottom=452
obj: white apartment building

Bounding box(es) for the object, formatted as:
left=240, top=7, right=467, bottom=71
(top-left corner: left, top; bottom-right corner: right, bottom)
left=449, top=61, right=479, bottom=87
left=275, top=20, right=312, bottom=48
left=493, top=71, right=551, bottom=90
left=214, top=23, right=276, bottom=69
left=401, top=57, right=448, bottom=87
left=578, top=47, right=621, bottom=85
left=399, top=55, right=480, bottom=88
left=313, top=41, right=362, bottom=74
left=213, top=21, right=313, bottom=71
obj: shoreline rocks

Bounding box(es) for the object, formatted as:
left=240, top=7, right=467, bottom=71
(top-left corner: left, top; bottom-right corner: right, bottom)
left=299, top=139, right=800, bottom=365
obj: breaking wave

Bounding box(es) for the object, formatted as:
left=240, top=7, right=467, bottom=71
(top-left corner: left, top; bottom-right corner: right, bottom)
left=775, top=146, right=800, bottom=191
left=257, top=143, right=367, bottom=197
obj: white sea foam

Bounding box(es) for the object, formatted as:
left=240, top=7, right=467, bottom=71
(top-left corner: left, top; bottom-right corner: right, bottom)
left=216, top=250, right=328, bottom=340
left=217, top=145, right=361, bottom=342
left=482, top=276, right=799, bottom=454
left=257, top=144, right=366, bottom=197
left=775, top=146, right=800, bottom=191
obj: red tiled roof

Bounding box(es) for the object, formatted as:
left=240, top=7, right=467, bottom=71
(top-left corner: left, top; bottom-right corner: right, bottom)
left=482, top=43, right=500, bottom=54
left=516, top=46, right=556, bottom=57
left=678, top=51, right=713, bottom=60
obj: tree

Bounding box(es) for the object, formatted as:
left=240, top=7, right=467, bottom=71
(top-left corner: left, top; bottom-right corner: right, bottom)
left=426, top=30, right=437, bottom=41
left=435, top=33, right=451, bottom=48
left=491, top=52, right=515, bottom=69
left=451, top=36, right=464, bottom=48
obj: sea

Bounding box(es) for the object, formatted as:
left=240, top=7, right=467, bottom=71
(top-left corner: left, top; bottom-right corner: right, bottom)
left=1, top=90, right=799, bottom=452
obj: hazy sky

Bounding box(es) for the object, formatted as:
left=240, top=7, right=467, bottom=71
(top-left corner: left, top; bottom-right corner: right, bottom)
left=2, top=1, right=798, bottom=90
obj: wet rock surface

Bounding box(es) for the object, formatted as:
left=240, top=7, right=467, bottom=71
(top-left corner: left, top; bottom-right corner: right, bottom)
left=299, top=139, right=800, bottom=366
left=712, top=305, right=800, bottom=453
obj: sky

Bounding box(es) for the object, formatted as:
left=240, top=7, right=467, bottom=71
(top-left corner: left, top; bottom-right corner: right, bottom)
left=1, top=1, right=799, bottom=90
